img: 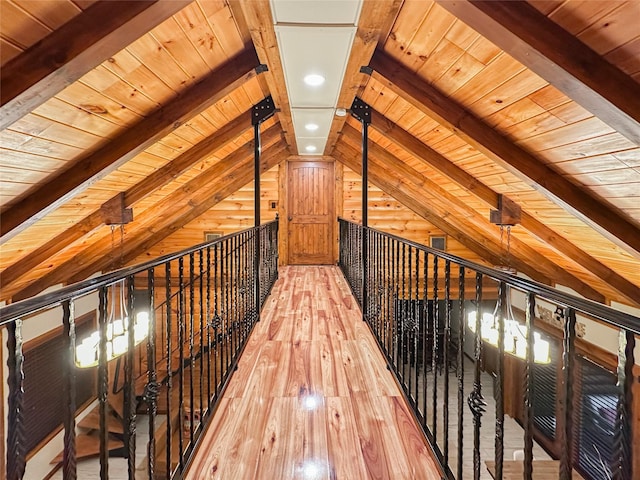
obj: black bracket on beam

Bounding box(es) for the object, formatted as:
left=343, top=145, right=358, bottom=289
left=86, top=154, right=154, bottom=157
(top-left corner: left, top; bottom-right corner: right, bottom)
left=350, top=97, right=372, bottom=125
left=252, top=95, right=276, bottom=125
left=360, top=65, right=373, bottom=76
left=255, top=64, right=269, bottom=74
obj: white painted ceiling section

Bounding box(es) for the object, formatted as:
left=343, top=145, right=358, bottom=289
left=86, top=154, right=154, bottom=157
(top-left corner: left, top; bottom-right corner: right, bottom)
left=271, top=0, right=363, bottom=155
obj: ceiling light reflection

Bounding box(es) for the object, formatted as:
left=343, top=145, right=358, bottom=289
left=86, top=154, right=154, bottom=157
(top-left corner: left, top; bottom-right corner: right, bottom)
left=305, top=145, right=317, bottom=152
left=297, top=459, right=328, bottom=480
left=305, top=123, right=319, bottom=131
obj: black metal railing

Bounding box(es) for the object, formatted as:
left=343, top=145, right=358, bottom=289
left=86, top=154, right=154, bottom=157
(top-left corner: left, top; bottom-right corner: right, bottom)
left=338, top=218, right=639, bottom=480
left=1, top=219, right=278, bottom=480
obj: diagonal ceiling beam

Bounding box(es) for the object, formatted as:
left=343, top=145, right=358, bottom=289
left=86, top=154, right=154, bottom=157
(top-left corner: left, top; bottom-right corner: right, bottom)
left=370, top=107, right=640, bottom=306
left=334, top=140, right=553, bottom=282
left=0, top=0, right=192, bottom=130
left=12, top=129, right=284, bottom=301
left=368, top=49, right=640, bottom=256
left=0, top=109, right=255, bottom=292
left=1, top=47, right=263, bottom=243
left=435, top=0, right=640, bottom=146
left=112, top=142, right=287, bottom=272
left=341, top=124, right=605, bottom=302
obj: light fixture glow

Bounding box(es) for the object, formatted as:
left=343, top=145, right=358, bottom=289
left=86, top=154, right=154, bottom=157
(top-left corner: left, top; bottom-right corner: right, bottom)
left=467, top=311, right=551, bottom=364
left=305, top=145, right=317, bottom=152
left=335, top=108, right=347, bottom=117
left=305, top=123, right=319, bottom=132
left=303, top=74, right=325, bottom=87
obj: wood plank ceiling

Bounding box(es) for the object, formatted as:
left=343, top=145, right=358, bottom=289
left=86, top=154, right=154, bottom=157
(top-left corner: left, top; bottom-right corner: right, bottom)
left=0, top=0, right=638, bottom=309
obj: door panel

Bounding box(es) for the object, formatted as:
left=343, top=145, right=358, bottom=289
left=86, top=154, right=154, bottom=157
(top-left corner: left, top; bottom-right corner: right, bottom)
left=288, top=161, right=334, bottom=264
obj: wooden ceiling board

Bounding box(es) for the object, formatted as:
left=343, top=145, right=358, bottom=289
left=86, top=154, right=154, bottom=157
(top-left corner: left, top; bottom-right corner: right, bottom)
left=10, top=0, right=83, bottom=31
left=0, top=1, right=55, bottom=52
left=575, top=2, right=640, bottom=57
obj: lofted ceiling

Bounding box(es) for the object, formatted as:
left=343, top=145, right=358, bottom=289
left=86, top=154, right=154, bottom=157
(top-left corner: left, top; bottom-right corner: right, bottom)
left=0, top=0, right=639, bottom=309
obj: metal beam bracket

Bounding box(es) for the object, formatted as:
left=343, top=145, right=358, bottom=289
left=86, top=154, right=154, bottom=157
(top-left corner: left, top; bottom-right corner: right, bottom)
left=252, top=95, right=276, bottom=125
left=350, top=97, right=372, bottom=125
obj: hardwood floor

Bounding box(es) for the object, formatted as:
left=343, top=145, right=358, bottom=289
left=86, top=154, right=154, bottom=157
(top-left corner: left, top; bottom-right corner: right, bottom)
left=185, top=266, right=442, bottom=480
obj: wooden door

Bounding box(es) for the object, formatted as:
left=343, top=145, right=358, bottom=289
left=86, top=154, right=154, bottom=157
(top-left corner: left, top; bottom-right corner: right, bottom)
left=287, top=161, right=334, bottom=264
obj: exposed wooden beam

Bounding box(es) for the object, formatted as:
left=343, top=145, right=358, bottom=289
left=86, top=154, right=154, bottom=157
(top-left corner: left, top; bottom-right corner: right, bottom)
left=335, top=141, right=538, bottom=276
left=114, top=142, right=287, bottom=270
left=436, top=0, right=640, bottom=146
left=370, top=108, right=640, bottom=306
left=368, top=49, right=640, bottom=256
left=341, top=124, right=605, bottom=302
left=11, top=128, right=284, bottom=301
left=0, top=47, right=262, bottom=243
left=0, top=0, right=192, bottom=130
left=0, top=110, right=254, bottom=292
left=324, top=0, right=404, bottom=155
left=233, top=0, right=297, bottom=153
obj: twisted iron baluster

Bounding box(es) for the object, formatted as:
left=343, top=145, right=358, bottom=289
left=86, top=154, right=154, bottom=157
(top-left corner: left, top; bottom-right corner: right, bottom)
left=7, top=318, right=25, bottom=480
left=523, top=292, right=535, bottom=480
left=165, top=262, right=172, bottom=480
left=177, top=257, right=185, bottom=471
left=443, top=260, right=451, bottom=467
left=432, top=255, right=439, bottom=444
left=559, top=307, right=576, bottom=479
left=126, top=275, right=137, bottom=479
left=146, top=268, right=158, bottom=480
left=62, top=300, right=77, bottom=480
left=97, top=287, right=109, bottom=480
left=495, top=282, right=506, bottom=480
left=469, top=272, right=486, bottom=480
left=613, top=329, right=635, bottom=480
left=457, top=266, right=465, bottom=480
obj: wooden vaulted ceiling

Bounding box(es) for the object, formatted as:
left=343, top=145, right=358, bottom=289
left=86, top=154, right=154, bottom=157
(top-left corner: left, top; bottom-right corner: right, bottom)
left=0, top=0, right=638, bottom=308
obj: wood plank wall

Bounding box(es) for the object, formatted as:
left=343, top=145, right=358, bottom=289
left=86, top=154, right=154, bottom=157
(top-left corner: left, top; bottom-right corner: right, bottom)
left=341, top=165, right=487, bottom=265
left=130, top=166, right=280, bottom=264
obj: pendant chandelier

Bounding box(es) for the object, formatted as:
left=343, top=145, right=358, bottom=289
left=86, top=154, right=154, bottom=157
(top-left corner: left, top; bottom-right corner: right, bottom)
left=467, top=202, right=551, bottom=365
left=75, top=217, right=149, bottom=368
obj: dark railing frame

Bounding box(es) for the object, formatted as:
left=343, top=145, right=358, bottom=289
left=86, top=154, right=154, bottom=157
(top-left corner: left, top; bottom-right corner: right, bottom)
left=338, top=218, right=639, bottom=480
left=1, top=219, right=279, bottom=480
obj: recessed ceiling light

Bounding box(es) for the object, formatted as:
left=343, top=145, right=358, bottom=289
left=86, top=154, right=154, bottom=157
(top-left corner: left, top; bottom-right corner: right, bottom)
left=305, top=145, right=317, bottom=152
left=305, top=123, right=319, bottom=132
left=335, top=108, right=347, bottom=117
left=304, top=74, right=325, bottom=87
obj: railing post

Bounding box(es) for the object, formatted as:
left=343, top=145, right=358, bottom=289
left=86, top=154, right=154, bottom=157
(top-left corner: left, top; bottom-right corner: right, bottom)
left=252, top=96, right=276, bottom=319
left=350, top=97, right=372, bottom=318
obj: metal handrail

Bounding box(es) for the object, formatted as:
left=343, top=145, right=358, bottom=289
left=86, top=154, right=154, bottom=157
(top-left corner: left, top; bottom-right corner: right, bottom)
left=338, top=217, right=640, bottom=332
left=0, top=220, right=277, bottom=323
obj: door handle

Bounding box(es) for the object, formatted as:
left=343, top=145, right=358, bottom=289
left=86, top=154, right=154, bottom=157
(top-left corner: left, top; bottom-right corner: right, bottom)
left=288, top=216, right=293, bottom=221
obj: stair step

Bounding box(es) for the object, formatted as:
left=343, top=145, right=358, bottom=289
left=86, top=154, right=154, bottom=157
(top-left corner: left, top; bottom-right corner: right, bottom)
left=78, top=407, right=124, bottom=434
left=51, top=432, right=124, bottom=464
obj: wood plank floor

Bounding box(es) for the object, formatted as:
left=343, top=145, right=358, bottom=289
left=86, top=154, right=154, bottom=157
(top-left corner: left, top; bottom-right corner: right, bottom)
left=185, top=266, right=442, bottom=480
